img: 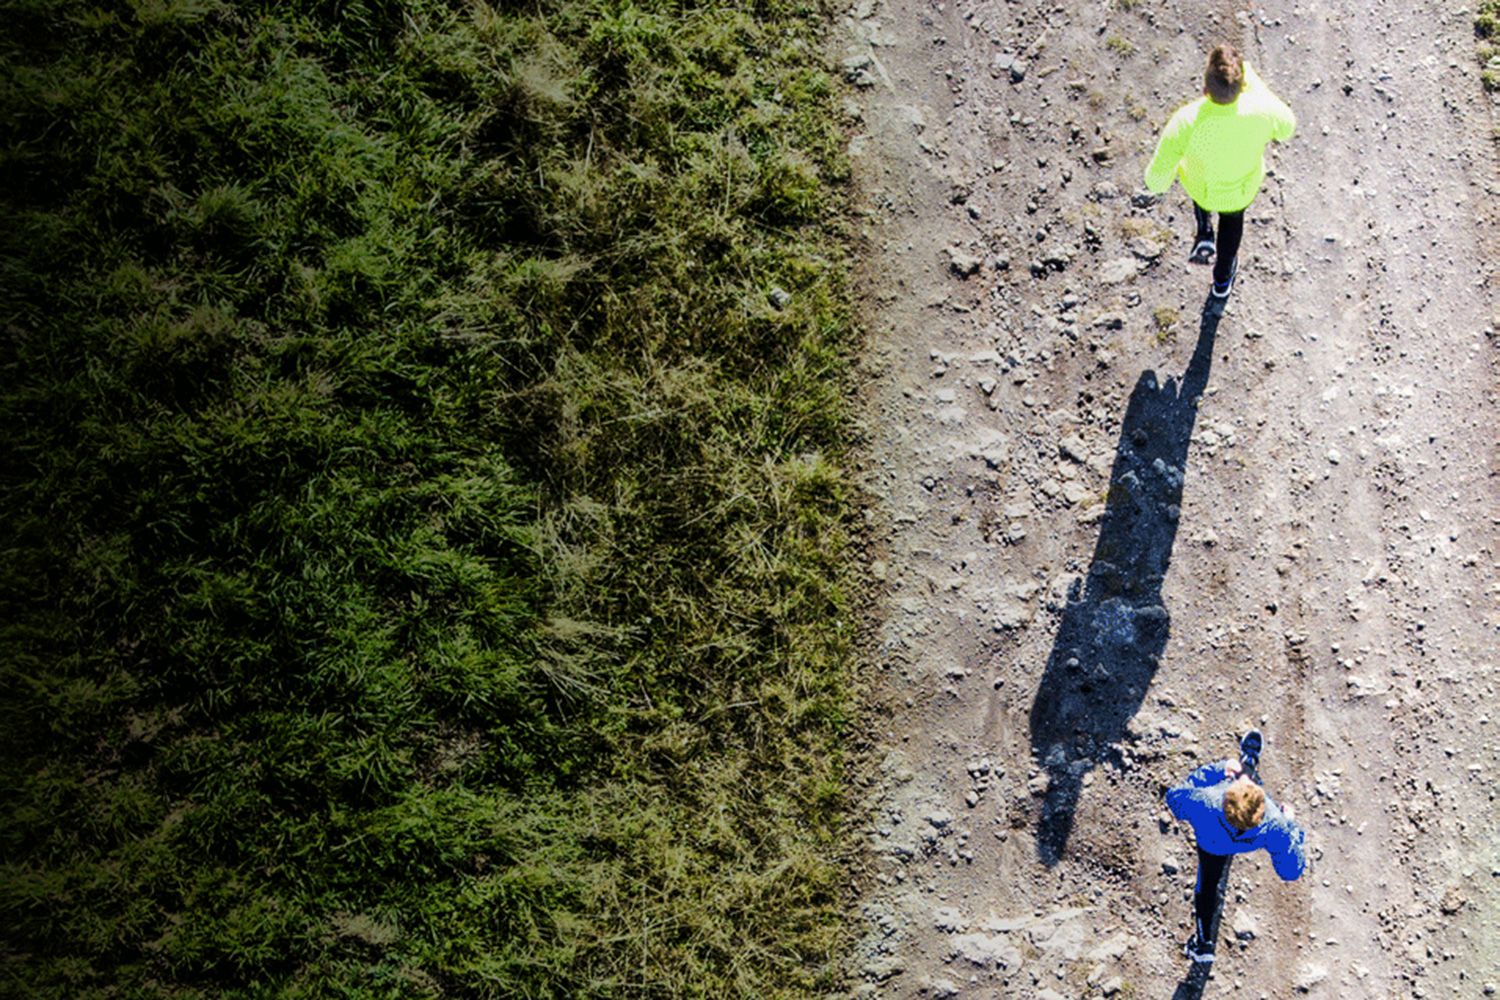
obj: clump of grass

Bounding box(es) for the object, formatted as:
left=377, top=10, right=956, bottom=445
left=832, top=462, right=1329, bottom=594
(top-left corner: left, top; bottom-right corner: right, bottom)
left=1479, top=2, right=1500, bottom=88
left=0, top=1, right=857, bottom=997
left=1153, top=306, right=1181, bottom=342
left=1106, top=35, right=1137, bottom=57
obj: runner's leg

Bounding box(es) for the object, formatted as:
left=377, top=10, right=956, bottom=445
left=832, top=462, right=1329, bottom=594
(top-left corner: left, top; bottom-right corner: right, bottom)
left=1194, top=203, right=1215, bottom=244
left=1213, top=210, right=1245, bottom=286
left=1193, top=847, right=1231, bottom=952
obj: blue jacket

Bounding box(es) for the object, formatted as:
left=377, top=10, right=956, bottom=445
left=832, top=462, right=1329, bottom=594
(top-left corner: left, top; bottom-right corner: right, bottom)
left=1165, top=760, right=1307, bottom=881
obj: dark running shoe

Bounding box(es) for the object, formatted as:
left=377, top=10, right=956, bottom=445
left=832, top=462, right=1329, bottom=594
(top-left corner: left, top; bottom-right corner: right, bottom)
left=1239, top=729, right=1263, bottom=775
left=1211, top=261, right=1238, bottom=298
left=1184, top=933, right=1215, bottom=964
left=1189, top=239, right=1215, bottom=265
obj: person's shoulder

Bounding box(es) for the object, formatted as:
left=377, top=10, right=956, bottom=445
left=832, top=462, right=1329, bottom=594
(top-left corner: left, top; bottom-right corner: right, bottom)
left=1179, top=97, right=1207, bottom=118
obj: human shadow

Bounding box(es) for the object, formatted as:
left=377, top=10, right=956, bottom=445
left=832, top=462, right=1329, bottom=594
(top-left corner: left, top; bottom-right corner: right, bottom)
left=1029, top=297, right=1222, bottom=866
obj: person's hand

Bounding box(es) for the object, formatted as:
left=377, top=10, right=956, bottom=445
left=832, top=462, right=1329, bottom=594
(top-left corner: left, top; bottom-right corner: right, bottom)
left=1224, top=759, right=1243, bottom=779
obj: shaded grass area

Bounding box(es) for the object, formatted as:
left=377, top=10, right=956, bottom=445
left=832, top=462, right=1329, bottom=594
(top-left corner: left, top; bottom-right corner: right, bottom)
left=1, top=1, right=856, bottom=996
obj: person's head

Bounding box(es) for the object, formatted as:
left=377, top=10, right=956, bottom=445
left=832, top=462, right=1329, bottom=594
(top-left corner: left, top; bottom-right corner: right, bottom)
left=1223, top=775, right=1266, bottom=830
left=1204, top=44, right=1244, bottom=104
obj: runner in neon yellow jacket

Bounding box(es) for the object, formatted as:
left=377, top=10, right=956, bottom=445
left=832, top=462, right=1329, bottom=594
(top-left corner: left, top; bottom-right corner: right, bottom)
left=1144, top=44, right=1295, bottom=299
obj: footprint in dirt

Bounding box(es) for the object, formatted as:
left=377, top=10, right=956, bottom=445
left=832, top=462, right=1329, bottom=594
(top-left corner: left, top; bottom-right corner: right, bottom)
left=1029, top=299, right=1222, bottom=867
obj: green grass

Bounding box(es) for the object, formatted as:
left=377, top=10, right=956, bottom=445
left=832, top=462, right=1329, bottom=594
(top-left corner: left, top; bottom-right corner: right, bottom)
left=1151, top=306, right=1180, bottom=342
left=0, top=1, right=857, bottom=996
left=1479, top=1, right=1500, bottom=89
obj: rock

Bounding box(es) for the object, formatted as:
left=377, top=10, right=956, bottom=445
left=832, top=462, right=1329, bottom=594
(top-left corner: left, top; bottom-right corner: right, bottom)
left=948, top=249, right=983, bottom=277
left=1085, top=932, right=1134, bottom=962
left=991, top=52, right=1027, bottom=82
left=933, top=906, right=969, bottom=933
left=1092, top=181, right=1120, bottom=200
left=965, top=789, right=980, bottom=808
left=990, top=597, right=1032, bottom=630
left=1061, top=481, right=1092, bottom=506
left=1029, top=918, right=1088, bottom=961
left=924, top=808, right=954, bottom=830
left=927, top=978, right=960, bottom=999
left=1059, top=434, right=1088, bottom=463
left=862, top=955, right=905, bottom=981
left=950, top=933, right=1022, bottom=970
left=767, top=286, right=791, bottom=310
left=968, top=429, right=1009, bottom=468
left=1101, top=977, right=1123, bottom=996
left=842, top=52, right=876, bottom=88
left=1099, top=257, right=1140, bottom=284
left=1232, top=909, right=1261, bottom=941
left=1293, top=963, right=1328, bottom=992
left=1439, top=885, right=1467, bottom=915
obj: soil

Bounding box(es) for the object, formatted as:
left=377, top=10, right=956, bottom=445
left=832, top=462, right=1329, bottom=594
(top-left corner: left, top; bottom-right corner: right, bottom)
left=842, top=0, right=1499, bottom=997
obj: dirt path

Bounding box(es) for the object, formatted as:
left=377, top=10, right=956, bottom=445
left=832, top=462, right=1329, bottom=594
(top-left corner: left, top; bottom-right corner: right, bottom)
left=843, top=0, right=1498, bottom=996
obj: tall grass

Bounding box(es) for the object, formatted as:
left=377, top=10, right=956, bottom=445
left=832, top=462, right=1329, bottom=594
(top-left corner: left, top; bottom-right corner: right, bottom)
left=0, top=1, right=856, bottom=996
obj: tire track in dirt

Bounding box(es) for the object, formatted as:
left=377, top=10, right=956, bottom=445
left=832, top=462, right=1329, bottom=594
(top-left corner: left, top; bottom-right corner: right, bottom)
left=845, top=0, right=1497, bottom=996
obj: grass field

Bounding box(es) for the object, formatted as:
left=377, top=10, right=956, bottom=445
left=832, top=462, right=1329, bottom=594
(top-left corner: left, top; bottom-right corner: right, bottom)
left=0, top=1, right=858, bottom=996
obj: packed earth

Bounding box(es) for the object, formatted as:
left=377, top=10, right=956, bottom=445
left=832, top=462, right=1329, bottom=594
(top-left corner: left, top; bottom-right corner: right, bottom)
left=842, top=0, right=1498, bottom=997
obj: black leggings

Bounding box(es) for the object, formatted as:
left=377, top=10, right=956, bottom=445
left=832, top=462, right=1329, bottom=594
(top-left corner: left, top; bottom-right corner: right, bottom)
left=1193, top=847, right=1232, bottom=951
left=1193, top=204, right=1244, bottom=286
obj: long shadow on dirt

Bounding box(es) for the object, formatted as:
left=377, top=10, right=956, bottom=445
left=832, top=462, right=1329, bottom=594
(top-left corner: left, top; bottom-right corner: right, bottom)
left=1029, top=298, right=1222, bottom=867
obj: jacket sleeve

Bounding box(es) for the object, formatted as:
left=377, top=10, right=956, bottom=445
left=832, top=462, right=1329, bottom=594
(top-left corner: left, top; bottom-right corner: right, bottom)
left=1165, top=761, right=1229, bottom=820
left=1245, top=62, right=1297, bottom=142
left=1261, top=799, right=1307, bottom=881
left=1143, top=107, right=1192, bottom=194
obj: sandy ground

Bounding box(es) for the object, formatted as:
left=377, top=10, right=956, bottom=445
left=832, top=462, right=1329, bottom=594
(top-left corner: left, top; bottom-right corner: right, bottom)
left=842, top=0, right=1498, bottom=996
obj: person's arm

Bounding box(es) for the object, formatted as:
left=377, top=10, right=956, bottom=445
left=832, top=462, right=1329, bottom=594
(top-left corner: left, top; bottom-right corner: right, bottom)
left=1262, top=798, right=1308, bottom=881
left=1245, top=62, right=1296, bottom=141
left=1143, top=106, right=1193, bottom=194
left=1164, top=760, right=1230, bottom=819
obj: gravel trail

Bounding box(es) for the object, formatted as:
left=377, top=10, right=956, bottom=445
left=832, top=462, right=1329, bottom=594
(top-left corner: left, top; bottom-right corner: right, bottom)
left=844, top=0, right=1498, bottom=996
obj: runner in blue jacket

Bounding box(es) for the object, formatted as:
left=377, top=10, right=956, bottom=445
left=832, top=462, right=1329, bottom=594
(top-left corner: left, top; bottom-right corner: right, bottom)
left=1165, top=731, right=1306, bottom=962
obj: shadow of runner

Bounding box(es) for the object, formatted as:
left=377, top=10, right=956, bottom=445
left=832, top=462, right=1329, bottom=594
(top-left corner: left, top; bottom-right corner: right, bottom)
left=1029, top=298, right=1222, bottom=867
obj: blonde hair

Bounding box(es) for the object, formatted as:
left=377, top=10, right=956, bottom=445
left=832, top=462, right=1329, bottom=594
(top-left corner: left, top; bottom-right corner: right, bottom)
left=1223, top=776, right=1266, bottom=831
left=1204, top=44, right=1244, bottom=104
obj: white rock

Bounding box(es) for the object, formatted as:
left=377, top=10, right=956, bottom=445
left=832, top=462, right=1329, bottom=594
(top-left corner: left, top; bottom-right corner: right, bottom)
left=950, top=933, right=1022, bottom=970
left=1294, top=962, right=1329, bottom=992
left=927, top=977, right=960, bottom=999
left=1098, top=257, right=1140, bottom=284
left=924, top=808, right=954, bottom=829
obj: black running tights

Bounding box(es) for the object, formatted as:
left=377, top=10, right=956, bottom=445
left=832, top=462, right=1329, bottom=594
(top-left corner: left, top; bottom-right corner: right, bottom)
left=1193, top=203, right=1245, bottom=286
left=1193, top=848, right=1232, bottom=951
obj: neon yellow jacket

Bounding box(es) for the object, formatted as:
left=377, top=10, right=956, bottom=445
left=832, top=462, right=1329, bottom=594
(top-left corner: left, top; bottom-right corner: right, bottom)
left=1143, top=63, right=1295, bottom=212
